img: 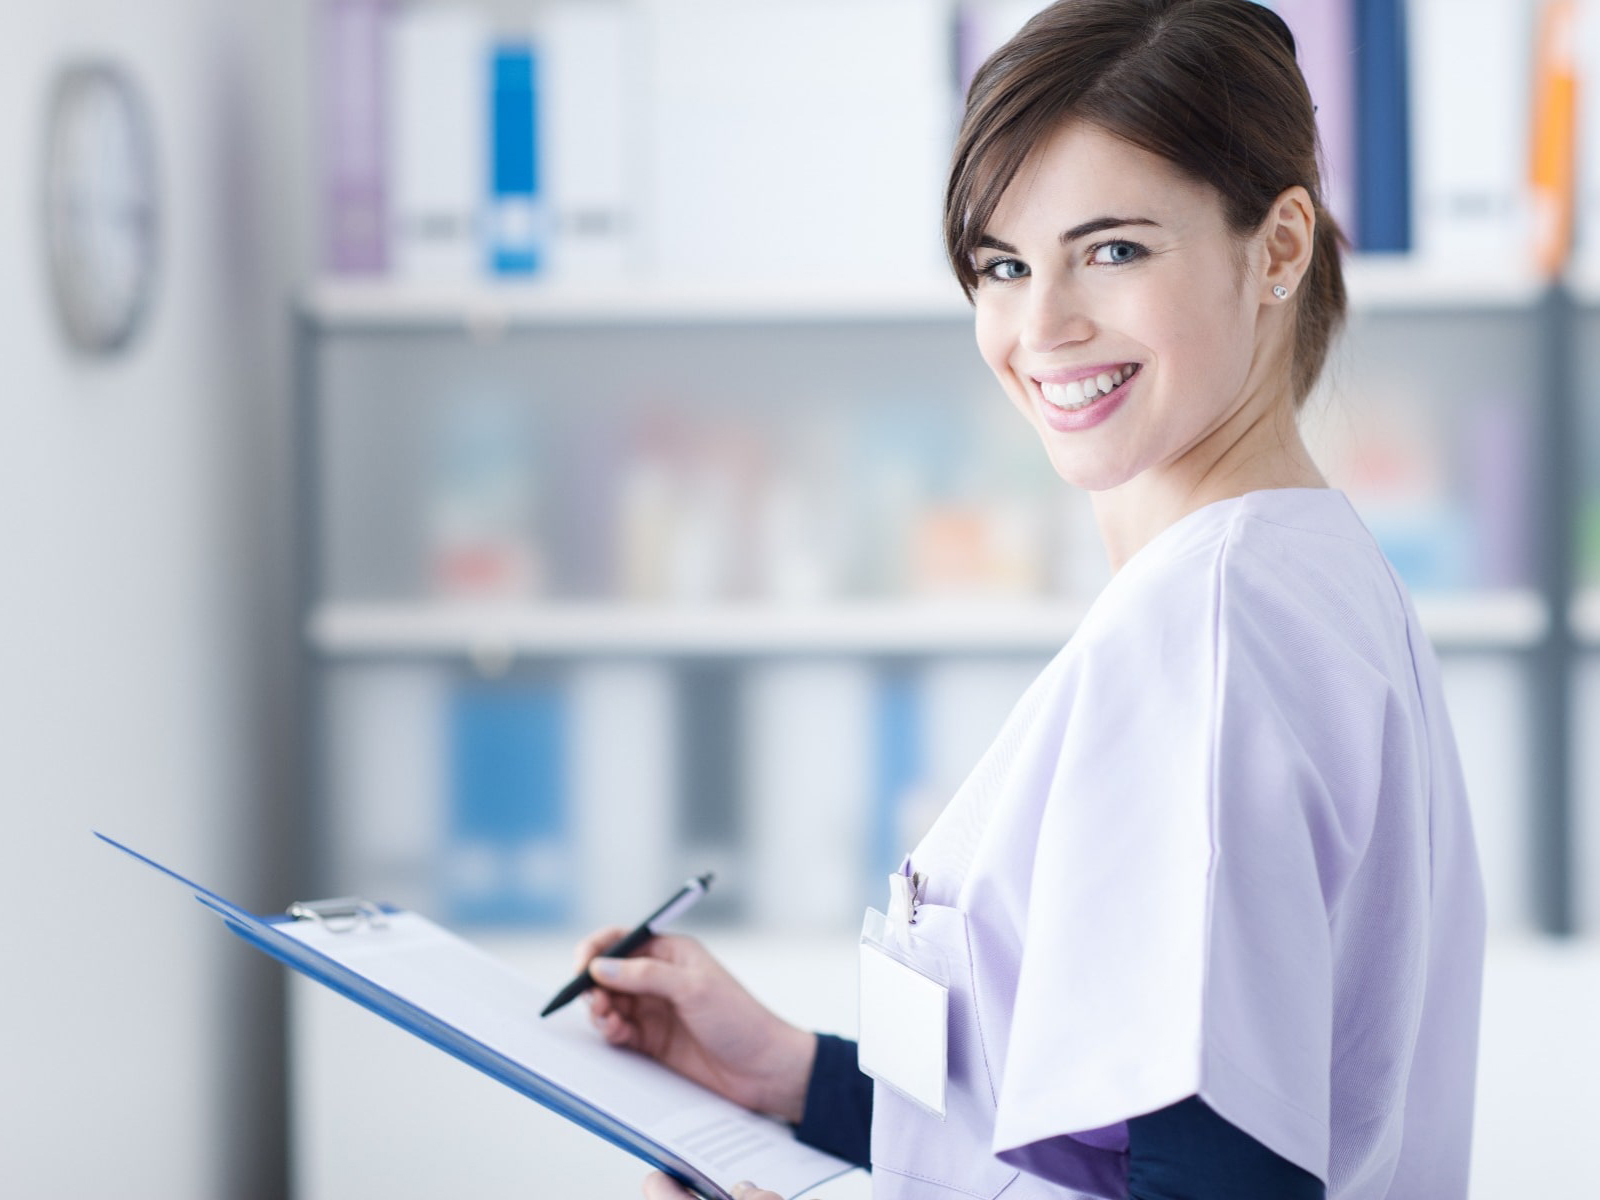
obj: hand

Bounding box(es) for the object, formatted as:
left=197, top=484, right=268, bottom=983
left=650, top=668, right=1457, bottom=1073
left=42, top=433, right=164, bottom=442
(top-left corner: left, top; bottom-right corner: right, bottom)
left=572, top=926, right=818, bottom=1122
left=641, top=1172, right=788, bottom=1200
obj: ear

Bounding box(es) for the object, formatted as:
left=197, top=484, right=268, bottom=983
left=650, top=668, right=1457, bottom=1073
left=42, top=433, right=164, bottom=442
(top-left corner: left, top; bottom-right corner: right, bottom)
left=1259, top=185, right=1316, bottom=303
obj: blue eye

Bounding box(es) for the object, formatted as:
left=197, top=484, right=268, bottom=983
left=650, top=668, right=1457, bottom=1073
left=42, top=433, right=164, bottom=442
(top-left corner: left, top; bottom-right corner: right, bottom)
left=1092, top=240, right=1146, bottom=266
left=976, top=257, right=1028, bottom=283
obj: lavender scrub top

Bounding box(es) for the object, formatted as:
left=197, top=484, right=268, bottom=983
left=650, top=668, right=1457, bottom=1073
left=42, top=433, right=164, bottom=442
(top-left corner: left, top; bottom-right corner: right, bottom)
left=866, top=488, right=1486, bottom=1200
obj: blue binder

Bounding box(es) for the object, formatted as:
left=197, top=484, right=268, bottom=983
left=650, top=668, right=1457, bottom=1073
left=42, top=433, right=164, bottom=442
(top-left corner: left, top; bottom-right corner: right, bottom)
left=97, top=833, right=855, bottom=1200
left=1354, top=0, right=1412, bottom=252
left=488, top=42, right=546, bottom=274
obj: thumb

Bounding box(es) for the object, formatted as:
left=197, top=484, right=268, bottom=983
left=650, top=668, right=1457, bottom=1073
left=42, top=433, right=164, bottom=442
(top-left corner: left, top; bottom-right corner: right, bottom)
left=590, top=954, right=687, bottom=1000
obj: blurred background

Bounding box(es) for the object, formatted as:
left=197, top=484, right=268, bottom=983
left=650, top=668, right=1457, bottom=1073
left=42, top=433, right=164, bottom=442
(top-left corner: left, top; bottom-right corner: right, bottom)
left=3, top=0, right=1599, bottom=1195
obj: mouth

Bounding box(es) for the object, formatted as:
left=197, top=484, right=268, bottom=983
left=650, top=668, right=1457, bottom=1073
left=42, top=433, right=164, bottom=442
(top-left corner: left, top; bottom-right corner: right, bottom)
left=1035, top=363, right=1141, bottom=413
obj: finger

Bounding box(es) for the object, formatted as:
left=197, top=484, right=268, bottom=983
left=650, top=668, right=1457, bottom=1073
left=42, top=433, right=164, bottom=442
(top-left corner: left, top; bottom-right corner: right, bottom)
left=589, top=953, right=689, bottom=1001
left=573, top=926, right=632, bottom=973
left=599, top=1008, right=635, bottom=1047
left=641, top=1170, right=696, bottom=1199
left=729, top=1183, right=784, bottom=1200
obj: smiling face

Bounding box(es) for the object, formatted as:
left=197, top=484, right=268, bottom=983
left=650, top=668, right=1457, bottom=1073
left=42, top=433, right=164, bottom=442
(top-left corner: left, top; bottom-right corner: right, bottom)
left=973, top=120, right=1291, bottom=496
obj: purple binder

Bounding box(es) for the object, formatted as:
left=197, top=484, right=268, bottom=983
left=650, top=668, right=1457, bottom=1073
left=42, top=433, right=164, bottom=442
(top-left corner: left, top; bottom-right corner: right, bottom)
left=1270, top=0, right=1358, bottom=245
left=319, top=0, right=391, bottom=274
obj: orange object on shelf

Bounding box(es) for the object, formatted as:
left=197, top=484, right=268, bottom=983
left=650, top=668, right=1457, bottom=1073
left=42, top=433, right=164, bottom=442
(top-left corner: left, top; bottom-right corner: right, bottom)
left=1531, top=0, right=1579, bottom=278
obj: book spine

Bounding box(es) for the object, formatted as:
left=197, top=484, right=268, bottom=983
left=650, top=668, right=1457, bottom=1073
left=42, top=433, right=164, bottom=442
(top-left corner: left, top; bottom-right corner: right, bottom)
left=918, top=659, right=1043, bottom=811
left=956, top=2, right=1049, bottom=97
left=488, top=41, right=547, bottom=275
left=642, top=0, right=950, bottom=285
left=326, top=664, right=446, bottom=914
left=742, top=662, right=874, bottom=929
left=1531, top=0, right=1580, bottom=278
left=569, top=664, right=678, bottom=929
left=387, top=5, right=488, bottom=279
left=871, top=671, right=925, bottom=894
left=445, top=679, right=571, bottom=926
left=543, top=0, right=638, bottom=279
left=1574, top=0, right=1600, bottom=281
left=1268, top=0, right=1359, bottom=243
left=1354, top=0, right=1414, bottom=252
left=319, top=0, right=391, bottom=274
left=1409, top=0, right=1535, bottom=266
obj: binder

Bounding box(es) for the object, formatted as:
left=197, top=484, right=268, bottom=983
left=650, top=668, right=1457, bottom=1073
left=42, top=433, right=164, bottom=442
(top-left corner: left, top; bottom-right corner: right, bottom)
left=1530, top=0, right=1579, bottom=278
left=445, top=679, right=570, bottom=926
left=488, top=41, right=548, bottom=275
left=1268, top=0, right=1358, bottom=240
left=387, top=4, right=489, bottom=278
left=541, top=0, right=640, bottom=279
left=318, top=0, right=392, bottom=274
left=639, top=0, right=950, bottom=285
left=1575, top=0, right=1600, bottom=283
left=1408, top=0, right=1535, bottom=267
left=97, top=833, right=855, bottom=1200
left=740, top=662, right=874, bottom=929
left=1353, top=0, right=1413, bottom=252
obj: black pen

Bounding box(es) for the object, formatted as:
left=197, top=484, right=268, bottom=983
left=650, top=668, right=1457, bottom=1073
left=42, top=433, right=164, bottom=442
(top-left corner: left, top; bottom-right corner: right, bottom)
left=539, top=872, right=715, bottom=1018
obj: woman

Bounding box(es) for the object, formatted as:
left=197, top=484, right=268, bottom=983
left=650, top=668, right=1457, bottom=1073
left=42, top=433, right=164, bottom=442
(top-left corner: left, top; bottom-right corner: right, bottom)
left=576, top=2, right=1486, bottom=1196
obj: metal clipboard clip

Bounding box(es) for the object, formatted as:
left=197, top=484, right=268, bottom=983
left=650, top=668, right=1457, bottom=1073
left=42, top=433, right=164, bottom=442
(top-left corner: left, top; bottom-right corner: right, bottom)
left=286, top=896, right=389, bottom=933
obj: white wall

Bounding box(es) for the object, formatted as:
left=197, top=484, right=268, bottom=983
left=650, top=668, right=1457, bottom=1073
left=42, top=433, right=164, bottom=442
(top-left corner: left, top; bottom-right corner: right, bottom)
left=0, top=1, right=305, bottom=1196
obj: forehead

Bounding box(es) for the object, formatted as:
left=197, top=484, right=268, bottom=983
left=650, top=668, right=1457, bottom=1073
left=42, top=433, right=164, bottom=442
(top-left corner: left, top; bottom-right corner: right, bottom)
left=985, top=120, right=1219, bottom=236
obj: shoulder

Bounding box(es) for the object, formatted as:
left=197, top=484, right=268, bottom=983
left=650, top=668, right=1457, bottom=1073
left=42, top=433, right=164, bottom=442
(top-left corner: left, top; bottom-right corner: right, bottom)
left=1063, top=492, right=1412, bottom=757
left=1079, top=490, right=1408, bottom=666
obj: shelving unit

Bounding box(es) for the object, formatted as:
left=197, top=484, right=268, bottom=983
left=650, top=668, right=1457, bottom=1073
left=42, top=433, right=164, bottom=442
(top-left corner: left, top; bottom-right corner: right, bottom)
left=295, top=259, right=1586, bottom=938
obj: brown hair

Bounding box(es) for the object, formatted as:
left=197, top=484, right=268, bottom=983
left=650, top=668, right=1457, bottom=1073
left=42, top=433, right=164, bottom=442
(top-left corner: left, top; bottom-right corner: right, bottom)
left=945, top=0, right=1348, bottom=405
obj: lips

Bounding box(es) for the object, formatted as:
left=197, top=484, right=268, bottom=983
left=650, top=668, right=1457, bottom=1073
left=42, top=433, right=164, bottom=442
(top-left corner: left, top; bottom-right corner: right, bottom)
left=1025, top=361, right=1140, bottom=433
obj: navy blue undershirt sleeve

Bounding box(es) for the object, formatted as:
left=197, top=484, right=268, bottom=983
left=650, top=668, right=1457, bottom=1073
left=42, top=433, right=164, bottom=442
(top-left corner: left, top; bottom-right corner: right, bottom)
left=1127, top=1095, right=1326, bottom=1200
left=792, top=1033, right=874, bottom=1169
left=791, top=1037, right=1324, bottom=1197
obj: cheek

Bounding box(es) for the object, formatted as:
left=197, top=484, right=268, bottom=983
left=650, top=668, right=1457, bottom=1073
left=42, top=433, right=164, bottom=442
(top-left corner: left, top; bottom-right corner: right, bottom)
left=1147, top=284, right=1251, bottom=398
left=974, top=304, right=1031, bottom=410
left=973, top=303, right=1007, bottom=375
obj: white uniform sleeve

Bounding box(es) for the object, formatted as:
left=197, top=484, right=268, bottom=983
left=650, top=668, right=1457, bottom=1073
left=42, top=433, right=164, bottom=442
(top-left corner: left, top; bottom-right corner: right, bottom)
left=990, top=536, right=1397, bottom=1190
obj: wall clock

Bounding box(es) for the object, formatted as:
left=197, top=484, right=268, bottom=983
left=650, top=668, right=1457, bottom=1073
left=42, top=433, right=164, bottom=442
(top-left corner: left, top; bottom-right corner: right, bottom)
left=43, top=62, right=161, bottom=357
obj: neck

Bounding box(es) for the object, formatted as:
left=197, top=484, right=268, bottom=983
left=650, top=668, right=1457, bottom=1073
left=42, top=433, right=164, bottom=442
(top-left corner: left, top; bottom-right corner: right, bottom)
left=1091, top=387, right=1326, bottom=573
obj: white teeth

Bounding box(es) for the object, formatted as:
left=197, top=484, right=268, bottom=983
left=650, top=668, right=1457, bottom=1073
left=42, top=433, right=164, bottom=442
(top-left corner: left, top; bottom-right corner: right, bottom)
left=1040, top=379, right=1088, bottom=409
left=1037, top=364, right=1137, bottom=411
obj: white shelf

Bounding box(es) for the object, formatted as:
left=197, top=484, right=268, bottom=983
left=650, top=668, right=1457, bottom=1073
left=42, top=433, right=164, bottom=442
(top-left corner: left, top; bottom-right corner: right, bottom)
left=309, top=589, right=1547, bottom=660
left=1341, top=259, right=1546, bottom=312
left=1571, top=588, right=1600, bottom=645
left=1411, top=589, right=1549, bottom=649
left=300, top=260, right=1547, bottom=331
left=300, top=278, right=974, bottom=330
left=310, top=599, right=1091, bottom=659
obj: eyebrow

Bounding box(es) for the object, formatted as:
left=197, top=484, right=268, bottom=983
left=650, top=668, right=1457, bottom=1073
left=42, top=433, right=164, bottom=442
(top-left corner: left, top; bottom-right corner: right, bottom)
left=977, top=216, right=1161, bottom=254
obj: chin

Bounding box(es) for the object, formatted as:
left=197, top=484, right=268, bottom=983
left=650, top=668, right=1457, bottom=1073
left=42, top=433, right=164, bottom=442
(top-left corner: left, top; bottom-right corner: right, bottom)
left=1040, top=445, right=1136, bottom=493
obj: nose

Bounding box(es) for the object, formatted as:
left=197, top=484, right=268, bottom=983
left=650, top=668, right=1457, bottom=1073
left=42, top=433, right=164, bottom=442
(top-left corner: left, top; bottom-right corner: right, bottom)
left=1019, top=277, right=1094, bottom=355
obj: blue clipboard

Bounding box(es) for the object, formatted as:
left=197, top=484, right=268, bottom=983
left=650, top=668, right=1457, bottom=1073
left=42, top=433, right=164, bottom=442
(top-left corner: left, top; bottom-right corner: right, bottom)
left=97, top=832, right=853, bottom=1200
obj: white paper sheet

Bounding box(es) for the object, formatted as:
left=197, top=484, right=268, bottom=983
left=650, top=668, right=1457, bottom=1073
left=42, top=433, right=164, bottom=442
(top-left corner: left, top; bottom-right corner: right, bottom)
left=281, top=913, right=850, bottom=1198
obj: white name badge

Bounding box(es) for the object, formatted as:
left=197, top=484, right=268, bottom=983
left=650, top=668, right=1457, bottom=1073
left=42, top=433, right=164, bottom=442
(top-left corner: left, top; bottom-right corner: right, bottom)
left=858, top=909, right=949, bottom=1118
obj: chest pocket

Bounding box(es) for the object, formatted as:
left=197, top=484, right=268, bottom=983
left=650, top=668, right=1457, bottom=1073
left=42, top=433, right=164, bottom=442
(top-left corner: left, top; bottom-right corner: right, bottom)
left=869, top=903, right=1019, bottom=1199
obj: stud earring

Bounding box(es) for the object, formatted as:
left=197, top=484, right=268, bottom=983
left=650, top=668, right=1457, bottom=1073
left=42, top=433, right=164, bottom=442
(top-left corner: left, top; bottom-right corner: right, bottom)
left=1273, top=285, right=1289, bottom=300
